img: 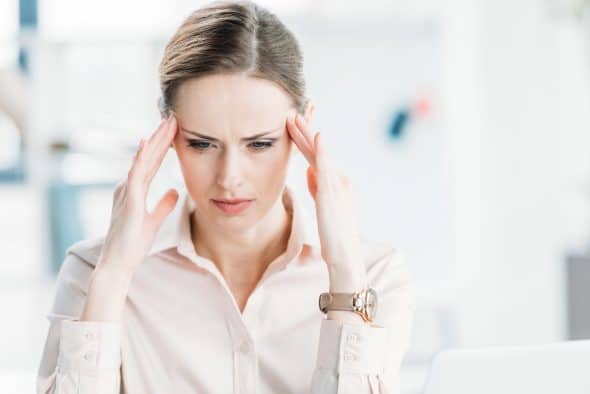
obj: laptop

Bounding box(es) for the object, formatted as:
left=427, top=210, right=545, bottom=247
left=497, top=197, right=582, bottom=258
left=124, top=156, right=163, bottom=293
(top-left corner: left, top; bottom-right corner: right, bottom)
left=422, top=340, right=590, bottom=394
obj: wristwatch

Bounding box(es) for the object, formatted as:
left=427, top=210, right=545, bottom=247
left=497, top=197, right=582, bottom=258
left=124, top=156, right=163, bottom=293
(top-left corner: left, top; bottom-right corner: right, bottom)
left=318, top=287, right=378, bottom=323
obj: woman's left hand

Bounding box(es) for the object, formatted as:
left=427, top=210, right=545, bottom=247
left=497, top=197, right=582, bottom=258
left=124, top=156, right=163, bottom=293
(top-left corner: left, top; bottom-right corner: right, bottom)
left=286, top=106, right=367, bottom=293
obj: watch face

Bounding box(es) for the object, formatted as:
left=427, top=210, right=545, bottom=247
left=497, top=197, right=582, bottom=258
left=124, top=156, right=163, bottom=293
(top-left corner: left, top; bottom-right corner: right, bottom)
left=365, top=288, right=378, bottom=319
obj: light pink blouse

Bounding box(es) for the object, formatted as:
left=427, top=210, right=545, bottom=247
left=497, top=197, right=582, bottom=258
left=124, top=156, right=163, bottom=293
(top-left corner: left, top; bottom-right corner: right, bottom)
left=36, top=184, right=414, bottom=394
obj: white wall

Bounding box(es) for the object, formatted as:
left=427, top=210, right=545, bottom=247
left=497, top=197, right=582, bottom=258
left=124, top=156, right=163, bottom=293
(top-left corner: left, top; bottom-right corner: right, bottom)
left=444, top=0, right=590, bottom=347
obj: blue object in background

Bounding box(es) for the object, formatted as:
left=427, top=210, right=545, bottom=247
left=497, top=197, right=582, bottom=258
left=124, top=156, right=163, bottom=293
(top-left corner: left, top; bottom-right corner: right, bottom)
left=48, top=182, right=83, bottom=274
left=19, top=0, right=38, bottom=75
left=47, top=181, right=116, bottom=274
left=389, top=107, right=410, bottom=140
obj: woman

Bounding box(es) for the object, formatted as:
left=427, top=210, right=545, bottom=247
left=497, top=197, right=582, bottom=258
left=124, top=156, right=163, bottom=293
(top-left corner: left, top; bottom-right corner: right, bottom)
left=36, top=1, right=414, bottom=393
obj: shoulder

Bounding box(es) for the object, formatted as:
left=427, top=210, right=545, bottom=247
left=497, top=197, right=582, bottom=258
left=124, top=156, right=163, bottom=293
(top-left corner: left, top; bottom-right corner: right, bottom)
left=55, top=236, right=106, bottom=294
left=48, top=236, right=106, bottom=319
left=64, top=235, right=106, bottom=267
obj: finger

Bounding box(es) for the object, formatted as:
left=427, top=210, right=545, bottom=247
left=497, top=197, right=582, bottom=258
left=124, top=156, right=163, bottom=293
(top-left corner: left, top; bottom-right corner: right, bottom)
left=127, top=137, right=149, bottom=191
left=286, top=115, right=312, bottom=152
left=144, top=117, right=168, bottom=149
left=145, top=116, right=177, bottom=181
left=286, top=115, right=316, bottom=167
left=148, top=188, right=179, bottom=230
left=111, top=177, right=128, bottom=212
left=131, top=138, right=145, bottom=163
left=128, top=124, right=163, bottom=202
left=151, top=115, right=177, bottom=159
left=154, top=114, right=177, bottom=149
left=314, top=132, right=332, bottom=194
left=294, top=114, right=316, bottom=153
left=315, top=132, right=332, bottom=169
left=306, top=165, right=317, bottom=199
left=145, top=116, right=174, bottom=157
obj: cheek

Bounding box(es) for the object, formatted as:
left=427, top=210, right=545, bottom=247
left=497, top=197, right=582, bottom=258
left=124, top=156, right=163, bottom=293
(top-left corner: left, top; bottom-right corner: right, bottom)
left=257, top=148, right=291, bottom=181
left=176, top=151, right=215, bottom=184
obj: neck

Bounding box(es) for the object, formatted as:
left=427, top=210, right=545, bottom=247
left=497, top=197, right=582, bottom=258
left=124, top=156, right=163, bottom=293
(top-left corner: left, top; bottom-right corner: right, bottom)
left=190, top=192, right=292, bottom=288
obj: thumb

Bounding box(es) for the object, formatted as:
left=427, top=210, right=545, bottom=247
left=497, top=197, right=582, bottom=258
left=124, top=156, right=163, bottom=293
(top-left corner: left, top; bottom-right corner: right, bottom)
left=149, top=188, right=179, bottom=229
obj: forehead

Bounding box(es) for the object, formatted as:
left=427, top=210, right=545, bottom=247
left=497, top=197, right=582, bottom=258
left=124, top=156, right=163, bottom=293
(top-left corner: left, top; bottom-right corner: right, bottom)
left=174, top=73, right=294, bottom=138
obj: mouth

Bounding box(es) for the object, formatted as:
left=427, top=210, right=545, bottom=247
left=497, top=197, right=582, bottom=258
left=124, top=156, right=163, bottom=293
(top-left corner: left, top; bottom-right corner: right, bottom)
left=211, top=198, right=254, bottom=214
left=212, top=198, right=253, bottom=204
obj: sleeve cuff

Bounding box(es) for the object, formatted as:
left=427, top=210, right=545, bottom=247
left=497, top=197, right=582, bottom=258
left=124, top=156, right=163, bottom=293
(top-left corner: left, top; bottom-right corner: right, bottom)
left=58, top=319, right=122, bottom=373
left=316, top=318, right=388, bottom=375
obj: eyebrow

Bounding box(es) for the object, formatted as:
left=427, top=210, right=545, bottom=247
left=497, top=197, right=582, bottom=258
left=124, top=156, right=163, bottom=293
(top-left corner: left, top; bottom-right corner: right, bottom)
left=181, top=127, right=283, bottom=142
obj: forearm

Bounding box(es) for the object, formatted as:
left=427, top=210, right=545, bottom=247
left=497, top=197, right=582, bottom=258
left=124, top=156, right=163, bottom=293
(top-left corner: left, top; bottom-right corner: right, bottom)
left=80, top=264, right=134, bottom=322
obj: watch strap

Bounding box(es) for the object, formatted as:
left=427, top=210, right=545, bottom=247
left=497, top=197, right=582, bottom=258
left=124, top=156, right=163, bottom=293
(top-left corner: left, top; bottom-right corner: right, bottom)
left=323, top=292, right=358, bottom=312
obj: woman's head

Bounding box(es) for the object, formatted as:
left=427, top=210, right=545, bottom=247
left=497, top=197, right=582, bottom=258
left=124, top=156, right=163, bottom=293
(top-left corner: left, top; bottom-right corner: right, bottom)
left=158, top=0, right=308, bottom=118
left=158, top=0, right=313, bottom=232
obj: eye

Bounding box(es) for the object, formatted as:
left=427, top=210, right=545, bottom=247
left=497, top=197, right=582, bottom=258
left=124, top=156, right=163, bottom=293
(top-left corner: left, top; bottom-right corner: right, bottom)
left=248, top=140, right=275, bottom=151
left=186, top=139, right=277, bottom=152
left=186, top=139, right=214, bottom=151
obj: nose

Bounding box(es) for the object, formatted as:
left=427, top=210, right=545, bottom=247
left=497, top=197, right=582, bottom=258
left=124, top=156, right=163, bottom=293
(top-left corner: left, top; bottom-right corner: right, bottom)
left=216, top=147, right=244, bottom=191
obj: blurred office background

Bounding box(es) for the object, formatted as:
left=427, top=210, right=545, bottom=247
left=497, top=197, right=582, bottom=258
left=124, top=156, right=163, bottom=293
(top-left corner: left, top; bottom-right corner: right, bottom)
left=2, top=0, right=590, bottom=392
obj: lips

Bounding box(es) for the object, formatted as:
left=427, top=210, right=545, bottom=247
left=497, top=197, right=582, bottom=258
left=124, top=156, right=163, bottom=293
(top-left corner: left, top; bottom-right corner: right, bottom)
left=211, top=199, right=253, bottom=214
left=212, top=198, right=252, bottom=204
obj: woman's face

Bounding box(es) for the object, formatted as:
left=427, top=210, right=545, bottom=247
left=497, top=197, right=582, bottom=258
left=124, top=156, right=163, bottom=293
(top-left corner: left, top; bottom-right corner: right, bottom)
left=171, top=73, right=299, bottom=231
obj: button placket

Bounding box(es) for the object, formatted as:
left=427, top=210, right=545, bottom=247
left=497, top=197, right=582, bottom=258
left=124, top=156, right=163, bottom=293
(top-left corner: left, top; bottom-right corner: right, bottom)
left=239, top=340, right=251, bottom=354
left=234, top=339, right=256, bottom=394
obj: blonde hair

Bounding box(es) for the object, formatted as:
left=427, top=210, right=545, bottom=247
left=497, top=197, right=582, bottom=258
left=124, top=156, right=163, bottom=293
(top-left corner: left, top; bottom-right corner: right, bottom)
left=158, top=0, right=307, bottom=118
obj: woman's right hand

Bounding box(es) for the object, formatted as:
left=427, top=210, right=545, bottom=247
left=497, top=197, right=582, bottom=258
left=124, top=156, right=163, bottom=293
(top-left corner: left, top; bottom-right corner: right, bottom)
left=97, top=114, right=180, bottom=276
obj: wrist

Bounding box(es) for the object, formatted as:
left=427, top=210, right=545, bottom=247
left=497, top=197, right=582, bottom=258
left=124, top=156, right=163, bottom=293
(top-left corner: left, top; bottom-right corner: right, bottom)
left=328, top=264, right=367, bottom=293
left=326, top=310, right=367, bottom=324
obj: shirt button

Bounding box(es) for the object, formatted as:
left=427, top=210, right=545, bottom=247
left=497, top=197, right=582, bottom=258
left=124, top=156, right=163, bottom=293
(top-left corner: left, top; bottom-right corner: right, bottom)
left=346, top=333, right=358, bottom=342
left=84, top=351, right=95, bottom=361
left=343, top=353, right=356, bottom=362
left=84, top=332, right=95, bottom=341
left=239, top=341, right=251, bottom=354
